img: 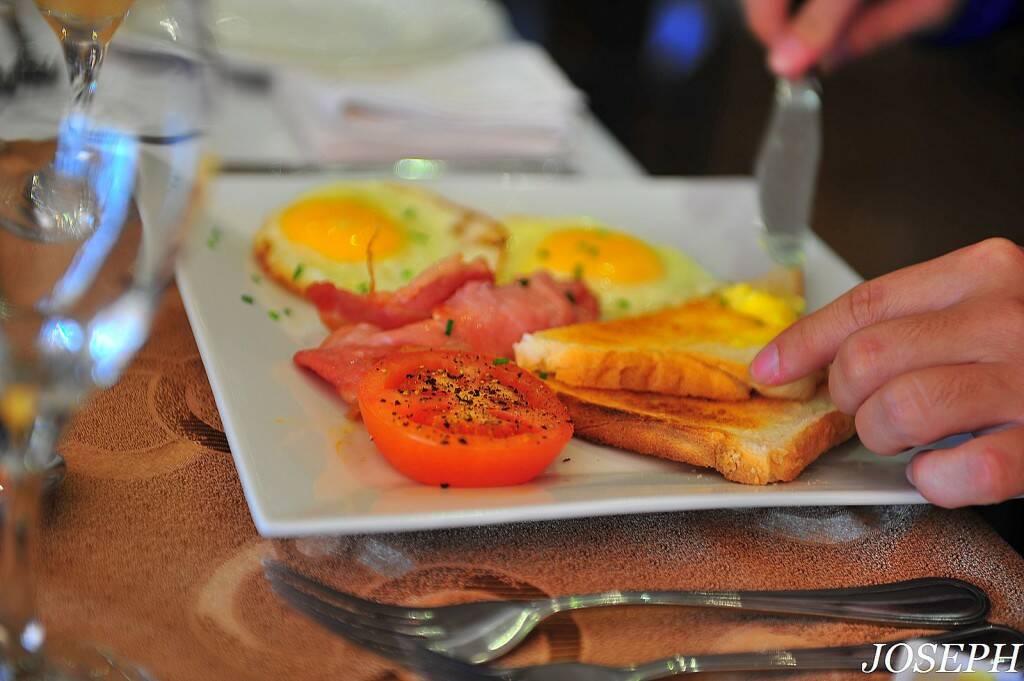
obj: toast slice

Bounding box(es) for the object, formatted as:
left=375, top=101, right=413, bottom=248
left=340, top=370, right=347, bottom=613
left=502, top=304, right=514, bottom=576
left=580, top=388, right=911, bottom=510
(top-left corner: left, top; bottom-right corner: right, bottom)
left=514, top=294, right=818, bottom=401
left=551, top=380, right=855, bottom=485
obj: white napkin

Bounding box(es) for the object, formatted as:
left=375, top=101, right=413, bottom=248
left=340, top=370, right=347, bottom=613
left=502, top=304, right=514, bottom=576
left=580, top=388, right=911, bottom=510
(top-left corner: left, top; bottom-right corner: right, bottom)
left=272, top=42, right=585, bottom=162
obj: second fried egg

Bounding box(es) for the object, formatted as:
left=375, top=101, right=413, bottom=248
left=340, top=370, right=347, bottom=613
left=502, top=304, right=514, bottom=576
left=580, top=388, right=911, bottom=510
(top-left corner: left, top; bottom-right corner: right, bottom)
left=499, top=216, right=718, bottom=318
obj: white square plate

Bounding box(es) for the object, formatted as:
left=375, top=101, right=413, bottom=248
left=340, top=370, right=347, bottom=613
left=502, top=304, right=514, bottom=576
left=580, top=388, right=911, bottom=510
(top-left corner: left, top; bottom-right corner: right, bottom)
left=177, top=175, right=926, bottom=537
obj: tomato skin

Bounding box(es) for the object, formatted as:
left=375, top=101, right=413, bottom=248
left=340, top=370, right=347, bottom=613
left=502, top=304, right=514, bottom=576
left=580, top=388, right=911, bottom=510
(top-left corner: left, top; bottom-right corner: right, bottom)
left=357, top=351, right=572, bottom=487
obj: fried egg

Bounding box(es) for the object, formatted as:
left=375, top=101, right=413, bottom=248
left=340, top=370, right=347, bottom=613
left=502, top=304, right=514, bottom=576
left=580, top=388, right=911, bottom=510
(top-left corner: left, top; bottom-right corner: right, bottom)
left=499, top=216, right=719, bottom=318
left=254, top=182, right=506, bottom=294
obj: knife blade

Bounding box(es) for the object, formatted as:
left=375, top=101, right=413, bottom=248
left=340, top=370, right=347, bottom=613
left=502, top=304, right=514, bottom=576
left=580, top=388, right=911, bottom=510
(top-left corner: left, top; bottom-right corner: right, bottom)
left=755, top=77, right=822, bottom=267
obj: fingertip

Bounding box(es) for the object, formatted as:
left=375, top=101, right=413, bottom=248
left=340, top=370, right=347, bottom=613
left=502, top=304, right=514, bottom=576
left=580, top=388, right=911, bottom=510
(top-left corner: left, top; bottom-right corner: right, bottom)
left=905, top=452, right=927, bottom=486
left=768, top=35, right=810, bottom=77
left=750, top=342, right=780, bottom=384
left=904, top=463, right=915, bottom=486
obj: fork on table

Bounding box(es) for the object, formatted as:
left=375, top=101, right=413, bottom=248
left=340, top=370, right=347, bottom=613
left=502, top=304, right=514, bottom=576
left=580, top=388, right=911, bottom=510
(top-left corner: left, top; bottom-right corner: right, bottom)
left=264, top=561, right=990, bottom=666
left=266, top=562, right=1019, bottom=681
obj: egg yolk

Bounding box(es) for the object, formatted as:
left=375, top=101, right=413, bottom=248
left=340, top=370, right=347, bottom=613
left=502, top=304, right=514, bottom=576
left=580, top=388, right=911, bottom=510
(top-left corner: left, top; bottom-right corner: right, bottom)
left=280, top=198, right=404, bottom=262
left=536, top=228, right=663, bottom=284
left=718, top=283, right=804, bottom=327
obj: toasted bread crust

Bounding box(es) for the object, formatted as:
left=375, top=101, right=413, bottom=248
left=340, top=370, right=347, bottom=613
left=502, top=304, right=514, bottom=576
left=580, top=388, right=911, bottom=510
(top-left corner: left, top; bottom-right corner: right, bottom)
left=521, top=338, right=752, bottom=401
left=552, top=382, right=855, bottom=485
left=515, top=334, right=820, bottom=402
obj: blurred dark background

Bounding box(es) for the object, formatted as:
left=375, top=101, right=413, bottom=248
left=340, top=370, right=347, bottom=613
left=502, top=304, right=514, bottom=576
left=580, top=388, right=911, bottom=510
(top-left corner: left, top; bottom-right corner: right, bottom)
left=499, top=0, right=1024, bottom=550
left=499, top=0, right=1024, bottom=279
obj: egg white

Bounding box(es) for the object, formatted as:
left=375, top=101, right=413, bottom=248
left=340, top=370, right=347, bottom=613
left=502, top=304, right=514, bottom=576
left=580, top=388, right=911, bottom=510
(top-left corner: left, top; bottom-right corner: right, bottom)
left=254, top=181, right=506, bottom=295
left=498, top=216, right=719, bottom=319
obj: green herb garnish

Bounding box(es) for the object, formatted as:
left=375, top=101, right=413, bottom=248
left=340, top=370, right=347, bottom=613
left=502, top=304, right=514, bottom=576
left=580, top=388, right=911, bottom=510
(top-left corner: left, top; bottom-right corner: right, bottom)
left=206, top=227, right=222, bottom=249
left=409, top=231, right=430, bottom=245
left=536, top=248, right=550, bottom=261
left=444, top=319, right=454, bottom=336
left=268, top=310, right=281, bottom=321
left=356, top=282, right=370, bottom=294
left=241, top=294, right=254, bottom=305
left=401, top=268, right=414, bottom=281
left=292, top=263, right=305, bottom=281
left=492, top=357, right=510, bottom=366
left=573, top=264, right=584, bottom=281
left=518, top=278, right=530, bottom=287
left=538, top=371, right=549, bottom=380
left=283, top=307, right=293, bottom=317
left=250, top=273, right=262, bottom=283
left=402, top=207, right=417, bottom=220
left=616, top=298, right=631, bottom=310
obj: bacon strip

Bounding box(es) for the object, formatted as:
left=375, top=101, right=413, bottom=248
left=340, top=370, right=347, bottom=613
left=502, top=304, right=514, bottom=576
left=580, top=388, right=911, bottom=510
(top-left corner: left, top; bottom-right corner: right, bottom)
left=295, top=321, right=468, bottom=404
left=437, top=272, right=599, bottom=357
left=295, top=270, right=600, bottom=407
left=306, top=255, right=493, bottom=330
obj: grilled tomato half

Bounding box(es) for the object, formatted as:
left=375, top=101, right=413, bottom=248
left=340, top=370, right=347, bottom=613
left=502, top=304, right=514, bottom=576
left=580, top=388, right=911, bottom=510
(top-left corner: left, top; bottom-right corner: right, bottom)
left=357, top=350, right=572, bottom=487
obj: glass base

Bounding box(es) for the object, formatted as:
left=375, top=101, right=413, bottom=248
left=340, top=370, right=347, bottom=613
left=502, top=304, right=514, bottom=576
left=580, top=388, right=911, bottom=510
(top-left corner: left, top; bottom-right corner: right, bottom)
left=0, top=138, right=98, bottom=246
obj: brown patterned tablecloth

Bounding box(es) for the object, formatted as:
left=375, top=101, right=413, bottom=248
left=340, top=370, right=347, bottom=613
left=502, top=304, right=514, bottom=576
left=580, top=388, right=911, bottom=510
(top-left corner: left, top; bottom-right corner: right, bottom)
left=38, top=287, right=1024, bottom=680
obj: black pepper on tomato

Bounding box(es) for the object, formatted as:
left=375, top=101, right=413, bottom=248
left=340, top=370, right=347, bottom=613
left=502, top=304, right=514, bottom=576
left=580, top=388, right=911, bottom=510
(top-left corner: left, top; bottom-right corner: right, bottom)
left=357, top=350, right=573, bottom=487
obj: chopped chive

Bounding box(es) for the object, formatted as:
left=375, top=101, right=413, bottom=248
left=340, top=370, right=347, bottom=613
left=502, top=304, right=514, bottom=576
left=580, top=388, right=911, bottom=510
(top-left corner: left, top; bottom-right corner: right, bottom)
left=283, top=307, right=293, bottom=316
left=565, top=290, right=577, bottom=304
left=250, top=273, right=262, bottom=283
left=241, top=294, right=254, bottom=305
left=206, top=227, right=222, bottom=249
left=616, top=298, right=631, bottom=310
left=492, top=357, right=510, bottom=366
left=573, top=263, right=584, bottom=281
left=409, top=231, right=430, bottom=244
left=292, top=263, right=305, bottom=281
left=536, top=248, right=550, bottom=260
left=444, top=319, right=454, bottom=336
left=401, top=268, right=414, bottom=281
left=538, top=371, right=549, bottom=380
left=518, top=277, right=530, bottom=287
left=356, top=281, right=370, bottom=294
left=402, top=207, right=417, bottom=220
left=268, top=310, right=281, bottom=321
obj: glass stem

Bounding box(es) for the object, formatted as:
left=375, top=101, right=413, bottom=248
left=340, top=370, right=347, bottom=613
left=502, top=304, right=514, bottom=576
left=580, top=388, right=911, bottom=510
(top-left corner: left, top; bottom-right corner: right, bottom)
left=62, top=38, right=107, bottom=114
left=0, top=464, right=44, bottom=673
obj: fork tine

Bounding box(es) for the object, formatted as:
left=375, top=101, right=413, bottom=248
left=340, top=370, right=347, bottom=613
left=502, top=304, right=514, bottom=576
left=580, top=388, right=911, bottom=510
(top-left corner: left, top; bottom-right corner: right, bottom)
left=263, top=562, right=441, bottom=640
left=264, top=560, right=433, bottom=621
left=266, top=569, right=438, bottom=643
left=268, top=576, right=501, bottom=681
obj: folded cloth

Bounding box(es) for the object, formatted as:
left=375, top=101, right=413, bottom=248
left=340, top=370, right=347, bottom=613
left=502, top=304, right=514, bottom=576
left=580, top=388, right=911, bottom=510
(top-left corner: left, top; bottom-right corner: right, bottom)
left=272, top=42, right=585, bottom=162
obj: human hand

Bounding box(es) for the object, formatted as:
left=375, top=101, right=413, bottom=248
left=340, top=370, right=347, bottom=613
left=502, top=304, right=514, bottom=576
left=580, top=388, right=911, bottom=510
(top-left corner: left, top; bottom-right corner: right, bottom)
left=749, top=238, right=1024, bottom=508
left=741, top=0, right=959, bottom=78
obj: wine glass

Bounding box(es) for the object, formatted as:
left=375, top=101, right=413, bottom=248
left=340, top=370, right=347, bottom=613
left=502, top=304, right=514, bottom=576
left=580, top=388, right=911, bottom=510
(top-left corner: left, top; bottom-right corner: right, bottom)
left=0, top=0, right=212, bottom=677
